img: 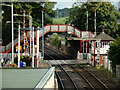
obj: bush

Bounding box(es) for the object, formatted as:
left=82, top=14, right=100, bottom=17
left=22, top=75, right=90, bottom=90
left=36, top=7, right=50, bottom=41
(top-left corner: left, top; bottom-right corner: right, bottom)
left=14, top=55, right=32, bottom=66
left=9, top=63, right=17, bottom=68
left=108, top=36, right=120, bottom=73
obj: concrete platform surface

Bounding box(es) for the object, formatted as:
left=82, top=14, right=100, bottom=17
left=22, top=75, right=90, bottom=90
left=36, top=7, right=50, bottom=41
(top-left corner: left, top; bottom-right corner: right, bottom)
left=2, top=69, right=49, bottom=89
left=47, top=59, right=89, bottom=65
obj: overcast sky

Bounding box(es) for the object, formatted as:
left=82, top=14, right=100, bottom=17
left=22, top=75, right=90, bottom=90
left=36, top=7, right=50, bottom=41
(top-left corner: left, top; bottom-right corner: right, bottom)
left=52, top=0, right=119, bottom=10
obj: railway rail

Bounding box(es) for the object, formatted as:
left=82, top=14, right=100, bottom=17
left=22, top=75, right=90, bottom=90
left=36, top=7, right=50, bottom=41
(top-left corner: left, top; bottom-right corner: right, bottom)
left=44, top=48, right=79, bottom=89
left=44, top=45, right=110, bottom=90
left=44, top=52, right=78, bottom=89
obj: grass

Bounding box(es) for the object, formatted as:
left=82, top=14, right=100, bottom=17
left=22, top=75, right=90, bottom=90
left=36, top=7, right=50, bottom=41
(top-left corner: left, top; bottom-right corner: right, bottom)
left=95, top=66, right=116, bottom=79
left=52, top=17, right=68, bottom=24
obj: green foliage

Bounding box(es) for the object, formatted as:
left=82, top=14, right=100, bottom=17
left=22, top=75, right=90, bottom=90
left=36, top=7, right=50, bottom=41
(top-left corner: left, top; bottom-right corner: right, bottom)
left=96, top=66, right=116, bottom=78
left=55, top=8, right=69, bottom=18
left=52, top=33, right=61, bottom=48
left=108, top=36, right=120, bottom=73
left=2, top=2, right=56, bottom=45
left=52, top=17, right=68, bottom=24
left=14, top=55, right=32, bottom=66
left=66, top=2, right=120, bottom=38
left=9, top=63, right=18, bottom=68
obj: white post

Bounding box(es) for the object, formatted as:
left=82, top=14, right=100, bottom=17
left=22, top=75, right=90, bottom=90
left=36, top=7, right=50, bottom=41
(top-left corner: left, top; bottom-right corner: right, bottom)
left=86, top=11, right=88, bottom=31
left=18, top=24, right=20, bottom=68
left=37, top=29, right=39, bottom=68
left=30, top=30, right=31, bottom=54
left=29, top=15, right=31, bottom=54
left=11, top=3, right=14, bottom=62
left=23, top=10, right=25, bottom=54
left=94, top=9, right=96, bottom=36
left=83, top=41, right=84, bottom=53
left=86, top=40, right=87, bottom=53
left=32, top=27, right=34, bottom=68
left=42, top=11, right=44, bottom=60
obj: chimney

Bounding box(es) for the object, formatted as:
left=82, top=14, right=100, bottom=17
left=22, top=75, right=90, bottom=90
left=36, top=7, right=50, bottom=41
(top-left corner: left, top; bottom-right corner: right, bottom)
left=102, top=28, right=104, bottom=33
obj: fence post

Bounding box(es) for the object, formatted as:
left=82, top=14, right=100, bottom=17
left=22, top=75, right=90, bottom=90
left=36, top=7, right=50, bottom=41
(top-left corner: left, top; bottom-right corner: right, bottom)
left=116, top=65, right=120, bottom=80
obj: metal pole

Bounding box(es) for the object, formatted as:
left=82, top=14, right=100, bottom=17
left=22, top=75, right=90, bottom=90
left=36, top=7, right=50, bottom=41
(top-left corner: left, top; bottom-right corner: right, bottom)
left=37, top=29, right=39, bottom=68
left=86, top=40, right=87, bottom=53
left=86, top=11, right=88, bottom=31
left=23, top=10, right=25, bottom=54
left=42, top=11, right=44, bottom=60
left=11, top=3, right=14, bottom=62
left=29, top=12, right=31, bottom=54
left=94, top=41, right=96, bottom=66
left=94, top=9, right=96, bottom=36
left=83, top=41, right=84, bottom=53
left=32, top=27, right=34, bottom=68
left=18, top=23, right=20, bottom=68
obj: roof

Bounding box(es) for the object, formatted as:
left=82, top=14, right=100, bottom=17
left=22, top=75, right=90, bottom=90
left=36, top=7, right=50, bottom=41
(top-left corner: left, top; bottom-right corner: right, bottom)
left=95, top=32, right=114, bottom=41
left=2, top=69, right=49, bottom=88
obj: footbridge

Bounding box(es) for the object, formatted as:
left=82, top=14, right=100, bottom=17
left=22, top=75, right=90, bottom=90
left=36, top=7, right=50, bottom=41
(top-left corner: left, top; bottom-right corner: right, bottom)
left=0, top=24, right=95, bottom=53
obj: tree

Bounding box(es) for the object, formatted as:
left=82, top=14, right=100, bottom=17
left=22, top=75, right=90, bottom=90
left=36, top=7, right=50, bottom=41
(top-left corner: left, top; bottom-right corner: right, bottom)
left=2, top=2, right=56, bottom=45
left=108, top=36, right=120, bottom=73
left=52, top=33, right=61, bottom=48
left=66, top=2, right=120, bottom=38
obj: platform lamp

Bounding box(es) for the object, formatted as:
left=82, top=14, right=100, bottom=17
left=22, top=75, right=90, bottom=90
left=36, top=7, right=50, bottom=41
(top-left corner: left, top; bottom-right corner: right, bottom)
left=18, top=23, right=20, bottom=68
left=0, top=3, right=14, bottom=62
left=42, top=11, right=44, bottom=60
left=6, top=21, right=21, bottom=68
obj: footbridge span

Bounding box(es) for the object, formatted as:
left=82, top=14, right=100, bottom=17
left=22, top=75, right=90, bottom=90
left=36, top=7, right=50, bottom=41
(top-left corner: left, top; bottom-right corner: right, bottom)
left=0, top=24, right=95, bottom=53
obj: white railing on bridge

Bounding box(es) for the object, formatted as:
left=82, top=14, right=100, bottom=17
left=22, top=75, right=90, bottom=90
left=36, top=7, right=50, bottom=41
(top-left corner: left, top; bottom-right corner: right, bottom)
left=1, top=25, right=96, bottom=53
left=59, top=25, right=66, bottom=31
left=0, top=46, right=5, bottom=52
left=0, top=53, right=33, bottom=59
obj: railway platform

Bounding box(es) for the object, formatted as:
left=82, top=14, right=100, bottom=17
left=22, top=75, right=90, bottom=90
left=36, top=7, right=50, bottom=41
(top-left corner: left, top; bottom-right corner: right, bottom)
left=1, top=67, right=56, bottom=89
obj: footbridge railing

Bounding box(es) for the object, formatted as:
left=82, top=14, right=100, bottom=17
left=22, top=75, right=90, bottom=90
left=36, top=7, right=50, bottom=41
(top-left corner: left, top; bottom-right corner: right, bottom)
left=0, top=24, right=95, bottom=53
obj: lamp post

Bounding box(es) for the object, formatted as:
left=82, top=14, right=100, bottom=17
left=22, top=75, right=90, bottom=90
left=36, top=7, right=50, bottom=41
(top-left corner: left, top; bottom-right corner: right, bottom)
left=6, top=21, right=21, bottom=68
left=32, top=27, right=35, bottom=68
left=11, top=3, right=14, bottom=63
left=35, top=27, right=41, bottom=68
left=18, top=23, right=20, bottom=68
left=42, top=11, right=44, bottom=60
left=0, top=3, right=14, bottom=62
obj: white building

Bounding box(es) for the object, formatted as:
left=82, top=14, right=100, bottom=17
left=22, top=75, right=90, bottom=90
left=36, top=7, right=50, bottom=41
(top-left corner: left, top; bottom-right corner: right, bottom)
left=90, top=30, right=114, bottom=66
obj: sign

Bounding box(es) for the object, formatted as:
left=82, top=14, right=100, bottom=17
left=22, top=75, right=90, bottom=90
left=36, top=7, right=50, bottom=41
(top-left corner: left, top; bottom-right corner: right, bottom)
left=16, top=46, right=22, bottom=50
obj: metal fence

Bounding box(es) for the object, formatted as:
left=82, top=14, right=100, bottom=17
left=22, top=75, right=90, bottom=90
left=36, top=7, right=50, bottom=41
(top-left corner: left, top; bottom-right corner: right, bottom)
left=0, top=53, right=33, bottom=59
left=77, top=53, right=91, bottom=60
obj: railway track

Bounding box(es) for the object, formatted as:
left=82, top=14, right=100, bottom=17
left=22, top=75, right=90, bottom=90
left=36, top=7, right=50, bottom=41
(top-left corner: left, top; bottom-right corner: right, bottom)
left=44, top=52, right=78, bottom=89
left=55, top=65, right=78, bottom=89
left=44, top=45, right=73, bottom=60
left=70, top=65, right=110, bottom=90
left=44, top=45, right=110, bottom=90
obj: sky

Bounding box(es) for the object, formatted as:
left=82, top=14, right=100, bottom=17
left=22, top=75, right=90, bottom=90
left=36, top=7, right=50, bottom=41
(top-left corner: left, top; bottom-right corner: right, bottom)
left=53, top=2, right=74, bottom=10
left=51, top=0, right=120, bottom=10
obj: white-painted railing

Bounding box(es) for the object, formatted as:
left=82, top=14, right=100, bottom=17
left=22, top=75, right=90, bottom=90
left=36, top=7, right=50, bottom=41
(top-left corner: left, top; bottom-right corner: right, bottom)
left=1, top=25, right=95, bottom=53
left=0, top=53, right=33, bottom=59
